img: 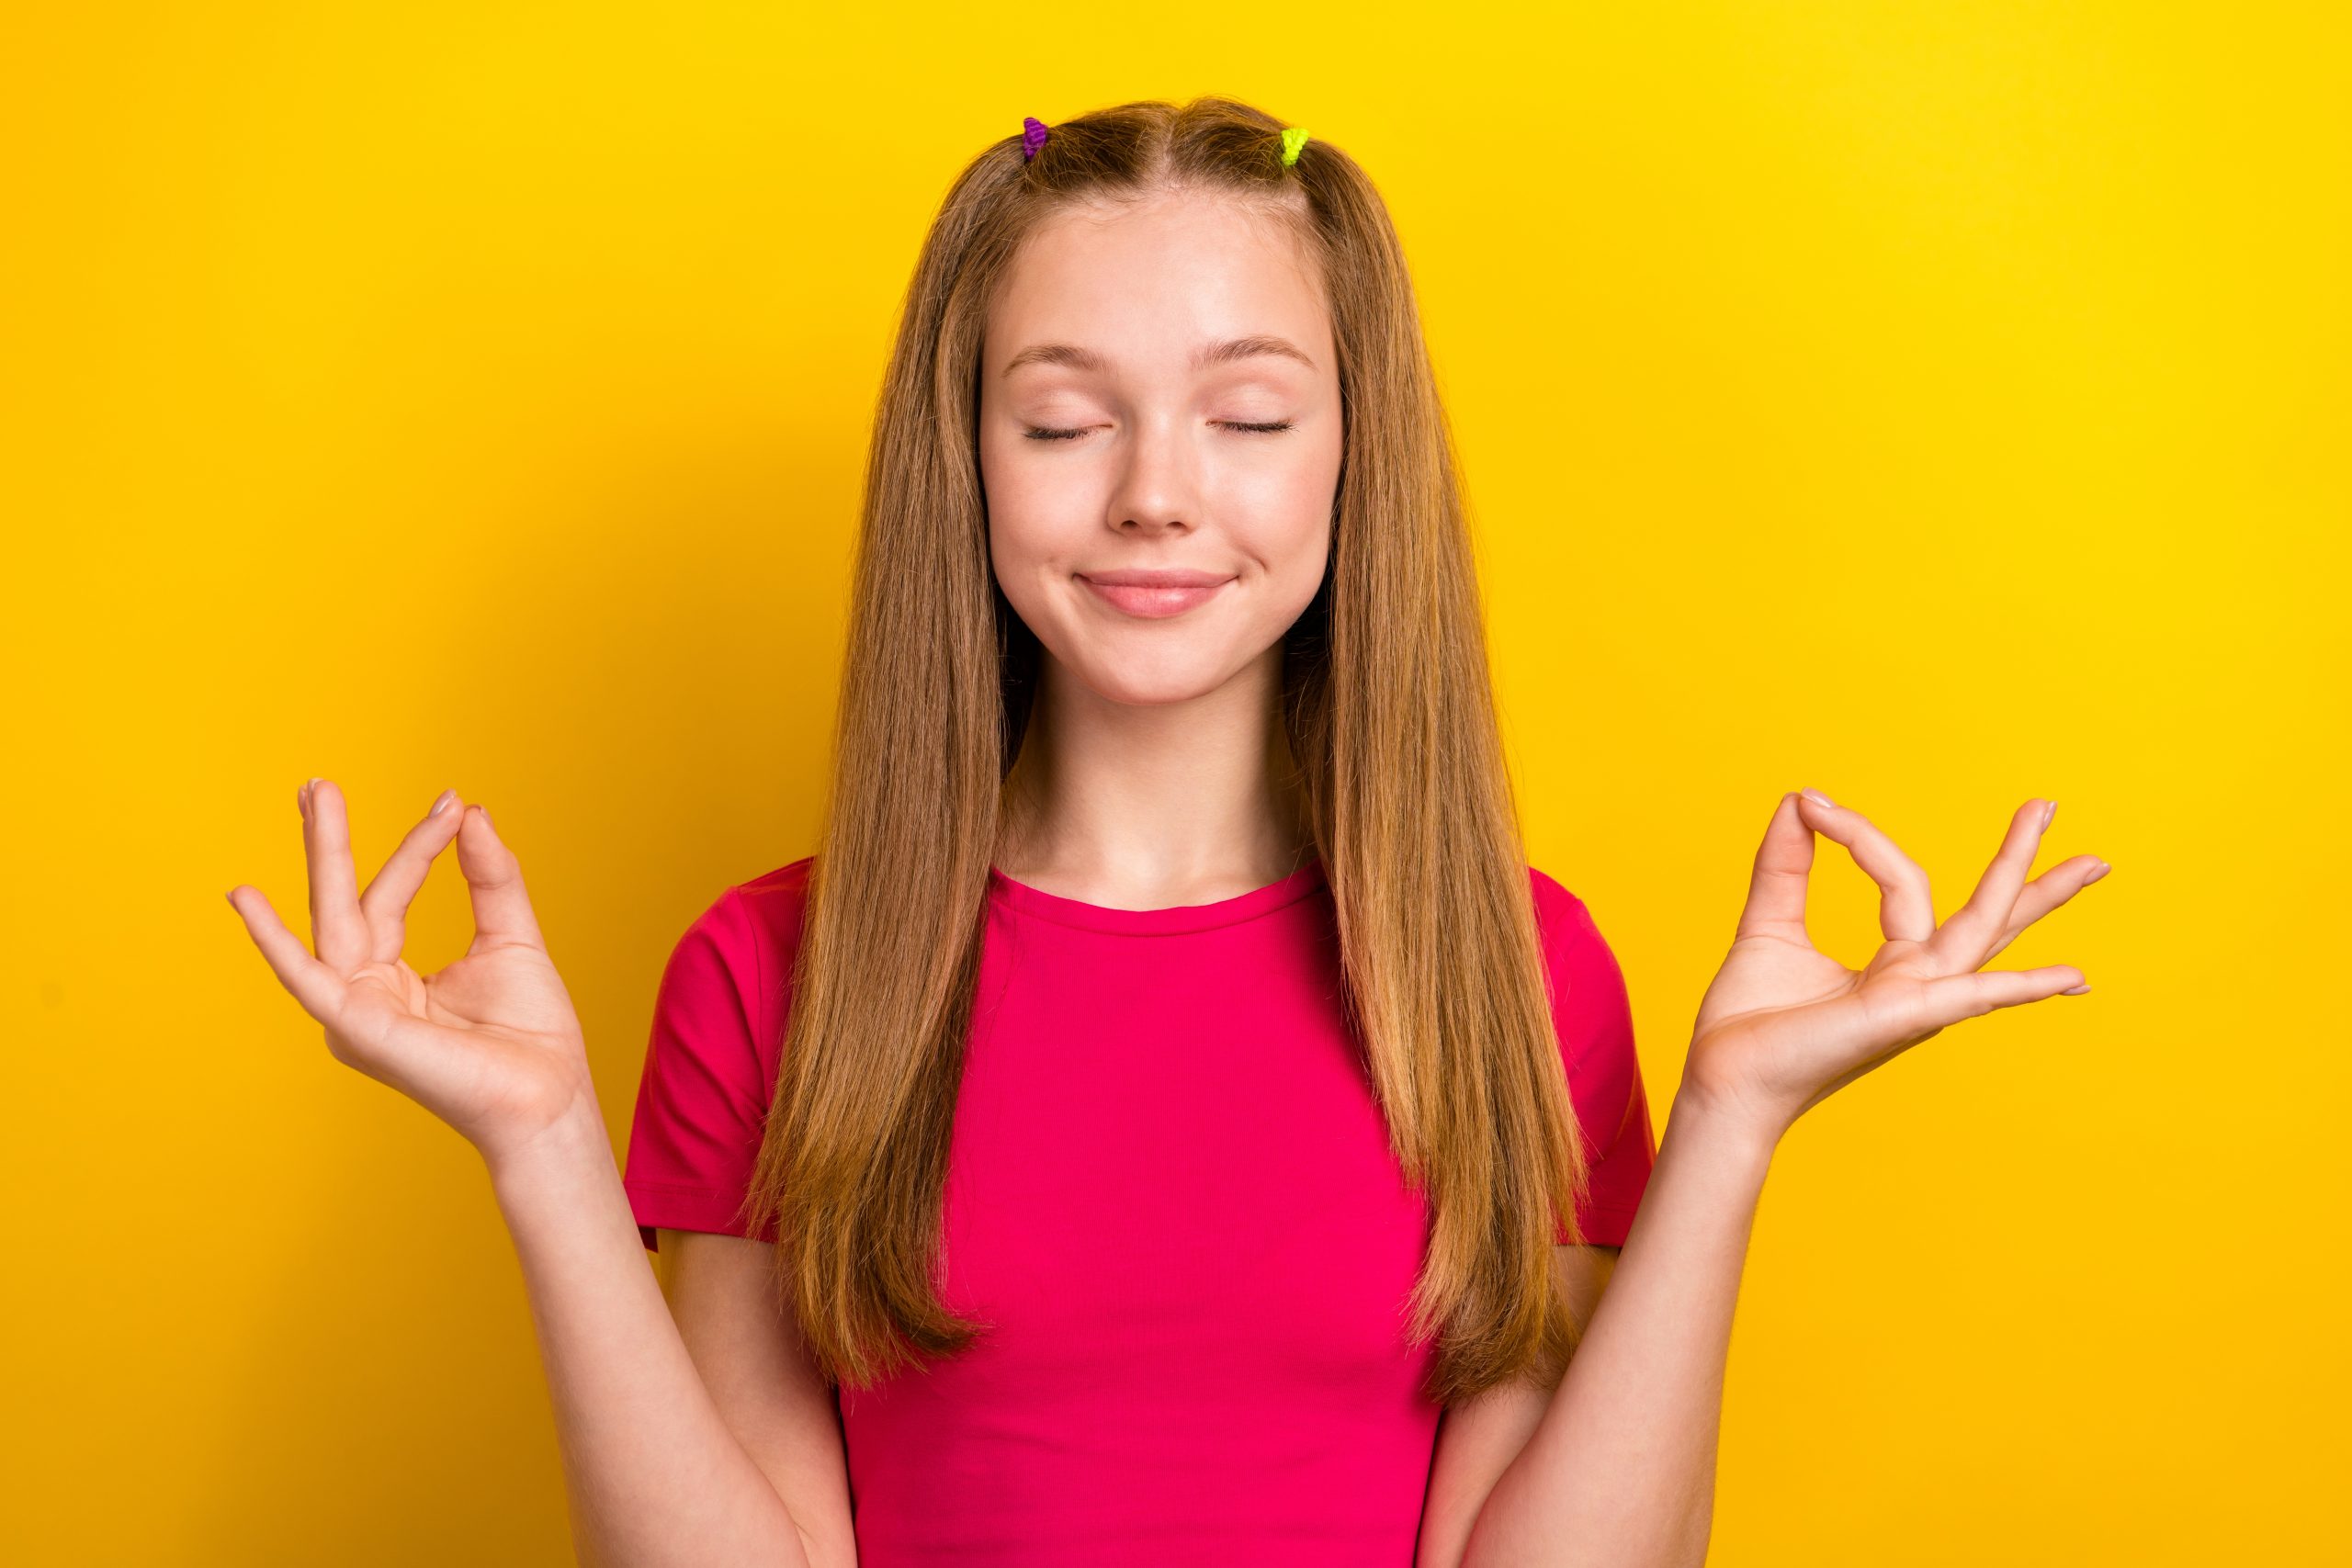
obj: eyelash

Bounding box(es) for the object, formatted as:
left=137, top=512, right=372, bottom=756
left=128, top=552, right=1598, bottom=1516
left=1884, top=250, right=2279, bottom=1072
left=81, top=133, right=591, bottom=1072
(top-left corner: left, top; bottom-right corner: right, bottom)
left=1022, top=421, right=1295, bottom=442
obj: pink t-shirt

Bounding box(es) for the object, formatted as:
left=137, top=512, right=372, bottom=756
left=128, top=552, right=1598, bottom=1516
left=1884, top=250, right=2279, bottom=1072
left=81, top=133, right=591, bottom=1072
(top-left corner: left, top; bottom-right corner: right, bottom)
left=622, top=853, right=1657, bottom=1565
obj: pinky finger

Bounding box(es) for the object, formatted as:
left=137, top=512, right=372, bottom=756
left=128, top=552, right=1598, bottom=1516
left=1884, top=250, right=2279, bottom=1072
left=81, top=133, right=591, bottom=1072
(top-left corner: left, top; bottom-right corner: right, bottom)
left=1928, top=964, right=2091, bottom=1025
left=226, top=886, right=349, bottom=1022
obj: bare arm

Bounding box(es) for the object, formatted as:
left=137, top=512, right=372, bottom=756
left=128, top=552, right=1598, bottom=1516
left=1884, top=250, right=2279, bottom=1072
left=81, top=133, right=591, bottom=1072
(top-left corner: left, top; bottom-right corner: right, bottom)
left=1457, top=1089, right=1769, bottom=1568
left=1417, top=1245, right=1618, bottom=1568
left=1461, top=791, right=2105, bottom=1567
left=491, top=1107, right=835, bottom=1568
left=649, top=1228, right=859, bottom=1568
left=226, top=780, right=852, bottom=1568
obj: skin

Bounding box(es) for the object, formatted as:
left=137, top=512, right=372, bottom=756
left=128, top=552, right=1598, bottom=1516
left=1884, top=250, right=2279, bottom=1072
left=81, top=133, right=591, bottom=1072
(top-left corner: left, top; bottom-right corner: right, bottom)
left=224, top=185, right=2113, bottom=1568
left=978, top=187, right=1343, bottom=903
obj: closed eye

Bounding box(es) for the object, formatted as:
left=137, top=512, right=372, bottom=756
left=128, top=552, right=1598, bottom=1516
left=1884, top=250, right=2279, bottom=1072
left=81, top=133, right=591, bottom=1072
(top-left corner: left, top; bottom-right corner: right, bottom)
left=1021, top=420, right=1296, bottom=442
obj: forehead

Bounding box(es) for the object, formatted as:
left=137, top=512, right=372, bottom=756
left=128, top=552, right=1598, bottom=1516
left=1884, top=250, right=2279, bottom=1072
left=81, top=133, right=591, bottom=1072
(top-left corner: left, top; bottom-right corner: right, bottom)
left=987, top=189, right=1329, bottom=367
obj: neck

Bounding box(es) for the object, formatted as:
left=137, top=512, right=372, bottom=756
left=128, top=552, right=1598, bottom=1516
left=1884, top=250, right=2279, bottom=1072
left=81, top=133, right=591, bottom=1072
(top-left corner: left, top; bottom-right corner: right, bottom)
left=996, top=645, right=1314, bottom=905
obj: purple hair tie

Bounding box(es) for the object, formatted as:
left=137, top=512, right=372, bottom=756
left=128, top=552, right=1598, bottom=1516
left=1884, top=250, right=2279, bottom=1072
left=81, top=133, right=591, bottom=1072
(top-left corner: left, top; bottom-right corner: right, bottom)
left=1021, top=116, right=1049, bottom=163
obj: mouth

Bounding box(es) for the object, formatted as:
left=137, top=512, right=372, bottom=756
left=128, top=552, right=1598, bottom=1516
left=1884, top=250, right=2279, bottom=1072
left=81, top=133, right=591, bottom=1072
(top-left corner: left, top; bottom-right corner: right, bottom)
left=1076, top=570, right=1237, bottom=619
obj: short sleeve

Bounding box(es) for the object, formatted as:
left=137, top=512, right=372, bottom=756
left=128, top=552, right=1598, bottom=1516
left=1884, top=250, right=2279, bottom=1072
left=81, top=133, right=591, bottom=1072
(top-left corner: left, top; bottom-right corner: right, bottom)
left=1531, top=869, right=1658, bottom=1248
left=621, top=884, right=786, bottom=1252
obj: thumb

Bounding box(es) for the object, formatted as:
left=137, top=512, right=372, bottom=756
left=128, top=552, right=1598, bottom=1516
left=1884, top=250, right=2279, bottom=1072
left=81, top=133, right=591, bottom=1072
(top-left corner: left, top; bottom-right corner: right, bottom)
left=455, top=804, right=547, bottom=951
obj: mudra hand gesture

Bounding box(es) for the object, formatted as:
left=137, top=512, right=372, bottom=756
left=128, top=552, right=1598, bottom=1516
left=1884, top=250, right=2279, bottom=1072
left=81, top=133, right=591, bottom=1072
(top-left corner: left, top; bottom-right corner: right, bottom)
left=1684, top=789, right=2109, bottom=1139
left=225, top=779, right=593, bottom=1168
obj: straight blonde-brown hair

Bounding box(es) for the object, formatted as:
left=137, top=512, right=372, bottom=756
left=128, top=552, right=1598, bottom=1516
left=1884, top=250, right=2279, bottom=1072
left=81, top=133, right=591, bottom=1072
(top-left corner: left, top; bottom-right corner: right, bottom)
left=741, top=96, right=1597, bottom=1408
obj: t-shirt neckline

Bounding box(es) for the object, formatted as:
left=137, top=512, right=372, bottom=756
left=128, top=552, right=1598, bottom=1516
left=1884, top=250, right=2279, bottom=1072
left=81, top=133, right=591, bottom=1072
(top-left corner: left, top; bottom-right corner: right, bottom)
left=986, top=856, right=1329, bottom=936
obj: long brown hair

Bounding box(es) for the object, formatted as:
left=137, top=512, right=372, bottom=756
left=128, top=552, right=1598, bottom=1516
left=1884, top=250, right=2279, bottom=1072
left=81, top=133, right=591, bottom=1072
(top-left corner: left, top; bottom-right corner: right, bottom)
left=741, top=95, right=1595, bottom=1408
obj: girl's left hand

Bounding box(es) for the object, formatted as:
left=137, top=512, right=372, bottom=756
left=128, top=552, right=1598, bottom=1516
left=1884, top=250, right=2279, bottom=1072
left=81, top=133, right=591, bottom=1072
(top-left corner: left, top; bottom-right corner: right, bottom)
left=1681, top=790, right=2109, bottom=1142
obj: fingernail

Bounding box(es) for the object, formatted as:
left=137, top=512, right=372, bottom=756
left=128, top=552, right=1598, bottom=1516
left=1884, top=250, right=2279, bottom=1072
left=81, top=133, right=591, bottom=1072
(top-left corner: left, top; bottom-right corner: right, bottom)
left=1801, top=787, right=1836, bottom=808
left=2042, top=799, right=2056, bottom=830
left=2062, top=983, right=2091, bottom=995
left=428, top=788, right=456, bottom=818
left=300, top=778, right=318, bottom=819
left=2086, top=861, right=2110, bottom=884
left=476, top=804, right=494, bottom=830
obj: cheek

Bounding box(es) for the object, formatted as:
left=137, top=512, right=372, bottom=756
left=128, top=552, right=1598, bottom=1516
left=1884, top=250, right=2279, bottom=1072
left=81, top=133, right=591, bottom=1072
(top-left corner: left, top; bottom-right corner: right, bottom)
left=981, top=417, right=1102, bottom=511
left=1225, top=432, right=1341, bottom=573
left=986, top=505, right=1051, bottom=590
left=979, top=434, right=1064, bottom=577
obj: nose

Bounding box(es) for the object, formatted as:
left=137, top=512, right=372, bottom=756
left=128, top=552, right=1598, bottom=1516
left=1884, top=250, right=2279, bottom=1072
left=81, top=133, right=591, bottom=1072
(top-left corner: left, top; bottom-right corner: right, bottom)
left=1104, top=411, right=1200, bottom=535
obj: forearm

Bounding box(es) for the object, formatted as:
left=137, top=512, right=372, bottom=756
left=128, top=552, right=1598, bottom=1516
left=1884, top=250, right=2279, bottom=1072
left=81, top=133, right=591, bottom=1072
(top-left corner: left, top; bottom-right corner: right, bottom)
left=487, top=1103, right=810, bottom=1568
left=1462, top=1087, right=1779, bottom=1568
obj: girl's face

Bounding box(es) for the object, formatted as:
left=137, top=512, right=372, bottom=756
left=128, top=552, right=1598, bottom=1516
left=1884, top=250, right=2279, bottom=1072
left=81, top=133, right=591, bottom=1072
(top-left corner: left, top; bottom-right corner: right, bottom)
left=978, top=189, right=1344, bottom=707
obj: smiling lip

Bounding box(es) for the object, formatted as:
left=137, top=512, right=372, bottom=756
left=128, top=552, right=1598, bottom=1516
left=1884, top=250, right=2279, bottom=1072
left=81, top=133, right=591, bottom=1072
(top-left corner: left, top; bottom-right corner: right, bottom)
left=1077, top=569, right=1237, bottom=619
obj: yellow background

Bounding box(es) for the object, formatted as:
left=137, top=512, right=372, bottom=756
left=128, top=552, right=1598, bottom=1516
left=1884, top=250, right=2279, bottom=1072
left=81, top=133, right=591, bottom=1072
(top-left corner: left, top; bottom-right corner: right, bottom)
left=6, top=4, right=2344, bottom=1562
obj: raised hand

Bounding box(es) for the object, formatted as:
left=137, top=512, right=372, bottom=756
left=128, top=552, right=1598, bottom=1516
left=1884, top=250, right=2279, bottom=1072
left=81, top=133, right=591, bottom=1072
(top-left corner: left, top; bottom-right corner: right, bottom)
left=1682, top=790, right=2109, bottom=1140
left=225, top=778, right=594, bottom=1167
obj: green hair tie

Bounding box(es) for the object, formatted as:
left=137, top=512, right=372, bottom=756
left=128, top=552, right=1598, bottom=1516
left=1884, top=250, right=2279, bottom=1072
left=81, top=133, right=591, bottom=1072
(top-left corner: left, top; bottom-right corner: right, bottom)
left=1280, top=126, right=1310, bottom=167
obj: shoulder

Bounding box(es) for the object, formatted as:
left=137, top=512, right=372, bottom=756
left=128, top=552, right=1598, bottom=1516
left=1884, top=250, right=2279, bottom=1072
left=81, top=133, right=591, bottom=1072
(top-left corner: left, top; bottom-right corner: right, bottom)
left=655, top=854, right=817, bottom=1034
left=729, top=853, right=817, bottom=953
left=672, top=853, right=813, bottom=947
left=1523, top=863, right=1640, bottom=1097
left=1525, top=864, right=1623, bottom=987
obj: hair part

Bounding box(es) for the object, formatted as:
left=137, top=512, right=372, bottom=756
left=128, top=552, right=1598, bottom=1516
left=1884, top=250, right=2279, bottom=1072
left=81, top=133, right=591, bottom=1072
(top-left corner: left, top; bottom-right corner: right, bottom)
left=741, top=95, right=1596, bottom=1407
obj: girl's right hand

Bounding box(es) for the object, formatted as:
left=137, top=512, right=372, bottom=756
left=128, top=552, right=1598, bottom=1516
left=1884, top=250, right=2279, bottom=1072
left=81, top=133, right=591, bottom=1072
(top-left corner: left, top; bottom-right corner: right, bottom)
left=226, top=778, right=596, bottom=1168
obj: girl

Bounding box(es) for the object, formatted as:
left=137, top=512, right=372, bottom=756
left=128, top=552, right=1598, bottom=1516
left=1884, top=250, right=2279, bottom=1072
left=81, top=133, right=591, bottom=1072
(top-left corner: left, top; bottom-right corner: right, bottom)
left=227, top=96, right=2108, bottom=1568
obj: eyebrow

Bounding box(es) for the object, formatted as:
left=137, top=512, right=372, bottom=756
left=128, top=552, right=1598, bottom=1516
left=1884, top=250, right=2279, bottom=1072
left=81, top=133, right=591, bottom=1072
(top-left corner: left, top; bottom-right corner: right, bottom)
left=1000, top=333, right=1317, bottom=378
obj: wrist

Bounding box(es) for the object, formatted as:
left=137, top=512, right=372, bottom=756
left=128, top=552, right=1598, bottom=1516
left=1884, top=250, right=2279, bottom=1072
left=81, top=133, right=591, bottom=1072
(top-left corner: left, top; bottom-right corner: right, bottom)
left=481, top=1088, right=613, bottom=1194
left=1668, top=1077, right=1791, bottom=1159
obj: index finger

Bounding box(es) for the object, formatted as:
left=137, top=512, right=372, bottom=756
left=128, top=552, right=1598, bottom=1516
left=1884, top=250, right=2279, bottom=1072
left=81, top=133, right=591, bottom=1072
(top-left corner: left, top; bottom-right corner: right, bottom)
left=358, top=788, right=467, bottom=964
left=1793, top=790, right=1937, bottom=944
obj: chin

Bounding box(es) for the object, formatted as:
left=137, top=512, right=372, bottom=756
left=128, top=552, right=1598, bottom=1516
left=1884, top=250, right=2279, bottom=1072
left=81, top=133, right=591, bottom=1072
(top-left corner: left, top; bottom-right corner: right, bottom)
left=1057, top=646, right=1253, bottom=707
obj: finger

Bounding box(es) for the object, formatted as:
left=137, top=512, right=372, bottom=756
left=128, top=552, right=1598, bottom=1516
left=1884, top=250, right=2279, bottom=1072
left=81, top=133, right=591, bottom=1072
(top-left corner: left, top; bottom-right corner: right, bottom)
left=302, top=778, right=370, bottom=970
left=226, top=884, right=350, bottom=1021
left=1734, top=792, right=1817, bottom=942
left=1928, top=798, right=2052, bottom=971
left=1984, top=855, right=2111, bottom=962
left=359, top=789, right=466, bottom=964
left=1794, top=789, right=1936, bottom=944
left=1924, top=964, right=2090, bottom=1026
left=455, top=803, right=547, bottom=951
